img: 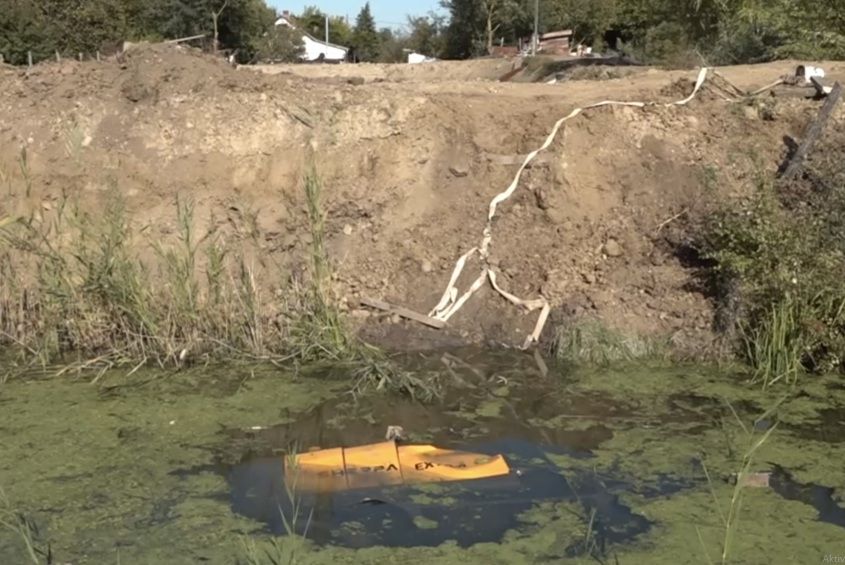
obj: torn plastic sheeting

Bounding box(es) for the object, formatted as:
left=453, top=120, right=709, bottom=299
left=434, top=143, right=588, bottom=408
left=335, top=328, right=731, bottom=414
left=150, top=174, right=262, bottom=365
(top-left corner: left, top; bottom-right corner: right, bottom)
left=797, top=64, right=825, bottom=84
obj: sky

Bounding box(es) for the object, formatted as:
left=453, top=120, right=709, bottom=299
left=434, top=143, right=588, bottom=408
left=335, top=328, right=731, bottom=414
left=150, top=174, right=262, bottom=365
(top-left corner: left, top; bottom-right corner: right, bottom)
left=269, top=1, right=443, bottom=30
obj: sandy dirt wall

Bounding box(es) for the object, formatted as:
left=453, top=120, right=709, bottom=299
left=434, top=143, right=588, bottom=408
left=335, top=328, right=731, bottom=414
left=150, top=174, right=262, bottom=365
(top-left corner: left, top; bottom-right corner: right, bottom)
left=2, top=44, right=843, bottom=350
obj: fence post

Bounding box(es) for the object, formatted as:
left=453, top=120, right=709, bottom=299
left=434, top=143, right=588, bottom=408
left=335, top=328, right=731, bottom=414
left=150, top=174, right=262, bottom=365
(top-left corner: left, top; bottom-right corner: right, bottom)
left=55, top=50, right=61, bottom=62
left=96, top=51, right=101, bottom=62
left=28, top=51, right=33, bottom=67
left=78, top=52, right=83, bottom=61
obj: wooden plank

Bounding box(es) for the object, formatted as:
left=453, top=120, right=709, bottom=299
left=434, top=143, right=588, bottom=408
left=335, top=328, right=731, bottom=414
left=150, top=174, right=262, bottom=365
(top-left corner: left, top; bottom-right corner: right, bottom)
left=711, top=71, right=746, bottom=98
left=499, top=62, right=527, bottom=82
left=781, top=82, right=842, bottom=181
left=750, top=78, right=784, bottom=96
left=810, top=76, right=832, bottom=97
left=165, top=34, right=208, bottom=44
left=359, top=297, right=446, bottom=329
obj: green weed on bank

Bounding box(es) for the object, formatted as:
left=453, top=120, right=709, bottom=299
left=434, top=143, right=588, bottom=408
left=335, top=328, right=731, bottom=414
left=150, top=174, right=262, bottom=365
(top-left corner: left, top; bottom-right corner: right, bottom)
left=550, top=321, right=667, bottom=368
left=698, top=179, right=845, bottom=388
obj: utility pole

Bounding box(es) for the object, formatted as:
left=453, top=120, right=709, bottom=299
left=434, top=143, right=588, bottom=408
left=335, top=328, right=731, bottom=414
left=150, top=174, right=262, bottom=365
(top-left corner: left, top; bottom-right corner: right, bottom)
left=532, top=0, right=540, bottom=56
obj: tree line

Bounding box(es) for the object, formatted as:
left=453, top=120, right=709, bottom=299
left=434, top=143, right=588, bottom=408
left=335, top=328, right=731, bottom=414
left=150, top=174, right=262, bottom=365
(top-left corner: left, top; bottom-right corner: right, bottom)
left=331, top=0, right=845, bottom=65
left=438, top=0, right=845, bottom=64
left=0, top=0, right=278, bottom=64
left=0, top=1, right=396, bottom=65
left=2, top=0, right=844, bottom=66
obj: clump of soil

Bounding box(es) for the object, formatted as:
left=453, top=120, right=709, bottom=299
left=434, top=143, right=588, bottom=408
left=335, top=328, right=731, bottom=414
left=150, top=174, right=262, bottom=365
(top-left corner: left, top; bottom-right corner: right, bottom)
left=1, top=45, right=843, bottom=352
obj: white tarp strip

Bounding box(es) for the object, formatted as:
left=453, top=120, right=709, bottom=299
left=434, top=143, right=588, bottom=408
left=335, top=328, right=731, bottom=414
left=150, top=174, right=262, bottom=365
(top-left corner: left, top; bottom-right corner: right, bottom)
left=429, top=247, right=478, bottom=318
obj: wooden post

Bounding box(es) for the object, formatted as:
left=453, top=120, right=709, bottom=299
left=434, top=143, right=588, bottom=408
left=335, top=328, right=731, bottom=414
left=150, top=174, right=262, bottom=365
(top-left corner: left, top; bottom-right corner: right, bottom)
left=55, top=50, right=61, bottom=62
left=96, top=51, right=101, bottom=61
left=78, top=52, right=83, bottom=61
left=781, top=82, right=843, bottom=181
left=28, top=51, right=33, bottom=67
left=0, top=54, right=5, bottom=64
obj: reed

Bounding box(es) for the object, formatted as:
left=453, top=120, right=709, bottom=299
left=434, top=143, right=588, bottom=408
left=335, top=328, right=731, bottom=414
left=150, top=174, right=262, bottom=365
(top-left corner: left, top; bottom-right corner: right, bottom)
left=698, top=401, right=780, bottom=564
left=551, top=321, right=665, bottom=367
left=0, top=489, right=49, bottom=564
left=0, top=171, right=438, bottom=399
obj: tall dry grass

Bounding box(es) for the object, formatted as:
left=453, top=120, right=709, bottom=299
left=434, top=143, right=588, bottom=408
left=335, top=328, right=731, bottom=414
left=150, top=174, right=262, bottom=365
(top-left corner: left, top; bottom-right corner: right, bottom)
left=0, top=189, right=291, bottom=378
left=0, top=170, right=440, bottom=398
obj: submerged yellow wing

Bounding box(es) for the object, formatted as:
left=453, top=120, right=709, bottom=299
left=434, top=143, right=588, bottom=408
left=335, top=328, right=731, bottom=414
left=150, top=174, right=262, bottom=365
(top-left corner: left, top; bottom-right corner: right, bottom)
left=286, top=441, right=510, bottom=492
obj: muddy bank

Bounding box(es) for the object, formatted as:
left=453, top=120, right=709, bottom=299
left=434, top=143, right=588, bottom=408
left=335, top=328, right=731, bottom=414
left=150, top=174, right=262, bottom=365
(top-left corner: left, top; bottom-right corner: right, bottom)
left=3, top=46, right=845, bottom=353
left=1, top=350, right=844, bottom=563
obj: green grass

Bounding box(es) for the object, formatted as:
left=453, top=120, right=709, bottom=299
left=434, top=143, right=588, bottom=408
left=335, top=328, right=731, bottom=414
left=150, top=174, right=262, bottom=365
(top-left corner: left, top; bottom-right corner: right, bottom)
left=551, top=321, right=666, bottom=367
left=288, top=167, right=354, bottom=362
left=0, top=489, right=48, bottom=564
left=240, top=449, right=314, bottom=565
left=0, top=188, right=291, bottom=375
left=744, top=300, right=802, bottom=389
left=698, top=402, right=779, bottom=565
left=19, top=147, right=32, bottom=198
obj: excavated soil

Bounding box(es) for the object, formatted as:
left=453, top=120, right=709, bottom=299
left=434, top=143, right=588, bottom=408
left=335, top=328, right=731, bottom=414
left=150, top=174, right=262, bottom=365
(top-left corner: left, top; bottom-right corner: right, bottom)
left=2, top=44, right=844, bottom=351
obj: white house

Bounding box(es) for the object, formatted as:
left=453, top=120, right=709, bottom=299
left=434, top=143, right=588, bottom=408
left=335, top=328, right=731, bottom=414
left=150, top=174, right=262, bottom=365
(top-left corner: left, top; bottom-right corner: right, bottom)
left=275, top=12, right=349, bottom=63
left=407, top=52, right=437, bottom=64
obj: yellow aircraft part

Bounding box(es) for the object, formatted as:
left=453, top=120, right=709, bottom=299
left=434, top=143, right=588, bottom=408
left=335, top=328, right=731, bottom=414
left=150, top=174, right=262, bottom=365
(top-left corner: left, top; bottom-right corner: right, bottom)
left=285, top=441, right=510, bottom=492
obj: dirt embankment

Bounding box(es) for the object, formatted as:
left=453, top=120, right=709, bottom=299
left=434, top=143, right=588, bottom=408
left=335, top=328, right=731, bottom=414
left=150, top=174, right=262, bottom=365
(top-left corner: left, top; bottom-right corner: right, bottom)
left=249, top=56, right=520, bottom=83
left=2, top=44, right=843, bottom=352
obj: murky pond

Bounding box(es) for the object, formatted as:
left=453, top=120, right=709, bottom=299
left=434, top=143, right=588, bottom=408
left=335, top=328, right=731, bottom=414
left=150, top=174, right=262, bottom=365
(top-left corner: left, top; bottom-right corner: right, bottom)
left=1, top=348, right=844, bottom=564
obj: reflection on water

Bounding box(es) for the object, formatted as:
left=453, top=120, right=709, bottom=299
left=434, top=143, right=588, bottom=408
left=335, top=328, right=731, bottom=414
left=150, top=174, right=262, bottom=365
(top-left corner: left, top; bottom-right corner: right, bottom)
left=209, top=348, right=845, bottom=553
left=770, top=466, right=845, bottom=528
left=228, top=438, right=674, bottom=550
left=4, top=346, right=845, bottom=565
left=223, top=365, right=696, bottom=552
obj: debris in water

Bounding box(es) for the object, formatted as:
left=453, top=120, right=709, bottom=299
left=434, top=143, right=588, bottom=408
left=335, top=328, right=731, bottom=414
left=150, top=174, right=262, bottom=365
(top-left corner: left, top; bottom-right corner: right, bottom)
left=731, top=472, right=772, bottom=488
left=385, top=425, right=407, bottom=441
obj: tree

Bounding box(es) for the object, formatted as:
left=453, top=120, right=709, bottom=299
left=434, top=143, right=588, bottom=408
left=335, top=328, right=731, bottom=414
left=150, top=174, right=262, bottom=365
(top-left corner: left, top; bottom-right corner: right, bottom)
left=210, top=0, right=229, bottom=52
left=28, top=0, right=129, bottom=56
left=352, top=2, right=380, bottom=62
left=298, top=6, right=352, bottom=47
left=480, top=0, right=523, bottom=53
left=406, top=14, right=446, bottom=57
left=252, top=25, right=304, bottom=62
left=211, top=0, right=277, bottom=62
left=536, top=0, right=616, bottom=47
left=376, top=27, right=404, bottom=62
left=0, top=1, right=53, bottom=64
left=441, top=0, right=484, bottom=59
left=0, top=0, right=283, bottom=65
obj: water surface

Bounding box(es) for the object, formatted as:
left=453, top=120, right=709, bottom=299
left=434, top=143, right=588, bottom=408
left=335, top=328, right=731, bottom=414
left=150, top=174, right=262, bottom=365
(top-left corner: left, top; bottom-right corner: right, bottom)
left=1, top=349, right=844, bottom=564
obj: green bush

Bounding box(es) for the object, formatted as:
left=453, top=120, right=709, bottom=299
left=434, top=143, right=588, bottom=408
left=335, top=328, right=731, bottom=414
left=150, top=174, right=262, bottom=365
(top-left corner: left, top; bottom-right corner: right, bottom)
left=709, top=20, right=778, bottom=65
left=699, top=181, right=845, bottom=383
left=642, top=22, right=692, bottom=65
